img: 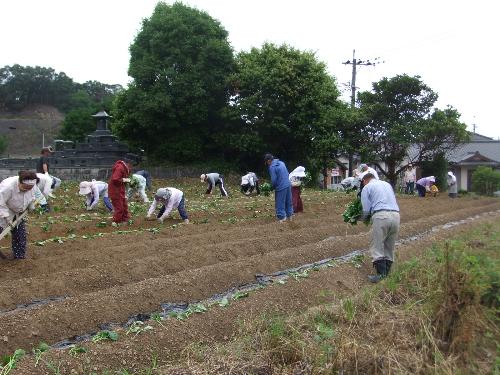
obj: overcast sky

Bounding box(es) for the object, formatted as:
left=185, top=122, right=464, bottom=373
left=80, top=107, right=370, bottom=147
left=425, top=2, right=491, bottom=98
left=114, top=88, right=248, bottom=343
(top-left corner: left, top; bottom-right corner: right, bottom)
left=2, top=0, right=498, bottom=138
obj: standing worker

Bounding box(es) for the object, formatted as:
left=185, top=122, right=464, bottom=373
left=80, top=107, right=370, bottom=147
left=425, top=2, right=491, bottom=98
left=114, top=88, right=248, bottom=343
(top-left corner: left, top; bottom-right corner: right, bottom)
left=0, top=171, right=38, bottom=259
left=240, top=172, right=260, bottom=195
left=36, top=147, right=53, bottom=174
left=108, top=160, right=131, bottom=224
left=447, top=171, right=458, bottom=198
left=146, top=187, right=189, bottom=224
left=404, top=164, right=416, bottom=195
left=415, top=176, right=435, bottom=198
left=264, top=153, right=293, bottom=222
left=360, top=172, right=400, bottom=283
left=289, top=166, right=306, bottom=213
left=200, top=173, right=229, bottom=197
left=79, top=180, right=113, bottom=211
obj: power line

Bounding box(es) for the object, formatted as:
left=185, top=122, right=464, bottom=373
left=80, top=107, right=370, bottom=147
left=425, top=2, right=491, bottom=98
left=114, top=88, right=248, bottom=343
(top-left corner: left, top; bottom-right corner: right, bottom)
left=342, top=49, right=384, bottom=108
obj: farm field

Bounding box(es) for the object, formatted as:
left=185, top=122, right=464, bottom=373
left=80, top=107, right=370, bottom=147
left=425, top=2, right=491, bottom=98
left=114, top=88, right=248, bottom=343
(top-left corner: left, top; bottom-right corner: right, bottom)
left=0, top=178, right=499, bottom=374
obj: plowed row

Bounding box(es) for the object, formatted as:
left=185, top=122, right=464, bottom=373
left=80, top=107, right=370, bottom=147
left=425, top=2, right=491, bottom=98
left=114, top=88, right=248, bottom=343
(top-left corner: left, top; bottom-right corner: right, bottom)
left=1, top=181, right=499, bottom=358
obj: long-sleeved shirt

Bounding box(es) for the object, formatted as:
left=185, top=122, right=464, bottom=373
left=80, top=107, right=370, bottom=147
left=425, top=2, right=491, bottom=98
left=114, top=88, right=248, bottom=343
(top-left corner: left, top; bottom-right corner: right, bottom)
left=404, top=168, right=416, bottom=183
left=447, top=175, right=457, bottom=194
left=36, top=173, right=53, bottom=198
left=147, top=187, right=184, bottom=220
left=361, top=179, right=399, bottom=217
left=86, top=181, right=109, bottom=210
left=0, top=176, right=36, bottom=228
left=416, top=177, right=434, bottom=187
left=268, top=159, right=291, bottom=191
left=206, top=173, right=220, bottom=186
left=108, top=160, right=129, bottom=198
left=241, top=172, right=258, bottom=186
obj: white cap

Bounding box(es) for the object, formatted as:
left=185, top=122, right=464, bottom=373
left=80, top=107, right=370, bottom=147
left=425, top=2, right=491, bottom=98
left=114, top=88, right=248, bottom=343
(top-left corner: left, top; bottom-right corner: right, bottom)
left=79, top=181, right=92, bottom=195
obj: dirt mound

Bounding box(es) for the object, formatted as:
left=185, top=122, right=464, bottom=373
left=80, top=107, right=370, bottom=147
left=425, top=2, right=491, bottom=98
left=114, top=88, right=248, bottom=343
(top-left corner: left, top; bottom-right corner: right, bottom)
left=0, top=105, right=64, bottom=157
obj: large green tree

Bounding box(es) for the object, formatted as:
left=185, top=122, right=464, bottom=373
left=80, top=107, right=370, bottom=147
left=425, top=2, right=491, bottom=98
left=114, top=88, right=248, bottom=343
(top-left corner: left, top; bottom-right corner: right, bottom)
left=358, top=74, right=468, bottom=187
left=223, top=43, right=340, bottom=170
left=113, top=2, right=234, bottom=162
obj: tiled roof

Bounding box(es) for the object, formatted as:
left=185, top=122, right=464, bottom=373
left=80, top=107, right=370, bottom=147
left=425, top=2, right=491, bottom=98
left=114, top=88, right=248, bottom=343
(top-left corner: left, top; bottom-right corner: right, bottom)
left=447, top=141, right=500, bottom=163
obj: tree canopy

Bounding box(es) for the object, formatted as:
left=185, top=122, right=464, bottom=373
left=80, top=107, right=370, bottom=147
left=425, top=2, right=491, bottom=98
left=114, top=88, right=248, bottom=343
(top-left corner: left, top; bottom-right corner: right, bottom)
left=358, top=74, right=468, bottom=186
left=113, top=1, right=234, bottom=162
left=0, top=65, right=76, bottom=112
left=221, top=43, right=340, bottom=171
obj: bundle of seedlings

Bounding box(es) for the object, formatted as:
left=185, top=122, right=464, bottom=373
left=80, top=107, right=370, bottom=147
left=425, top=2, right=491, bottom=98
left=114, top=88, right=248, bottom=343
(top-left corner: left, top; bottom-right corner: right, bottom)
left=260, top=183, right=272, bottom=197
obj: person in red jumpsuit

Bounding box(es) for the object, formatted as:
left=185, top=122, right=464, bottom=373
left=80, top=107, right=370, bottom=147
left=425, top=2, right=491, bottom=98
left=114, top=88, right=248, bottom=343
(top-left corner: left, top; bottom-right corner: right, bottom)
left=108, top=160, right=131, bottom=224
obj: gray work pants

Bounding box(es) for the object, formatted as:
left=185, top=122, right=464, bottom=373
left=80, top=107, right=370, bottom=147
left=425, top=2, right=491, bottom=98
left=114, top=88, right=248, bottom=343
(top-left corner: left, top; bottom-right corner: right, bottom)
left=369, top=211, right=400, bottom=262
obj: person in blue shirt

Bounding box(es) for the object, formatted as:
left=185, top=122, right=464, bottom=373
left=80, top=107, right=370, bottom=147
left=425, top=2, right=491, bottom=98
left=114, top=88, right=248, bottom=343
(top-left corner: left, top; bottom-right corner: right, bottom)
left=361, top=172, right=400, bottom=283
left=264, top=153, right=293, bottom=222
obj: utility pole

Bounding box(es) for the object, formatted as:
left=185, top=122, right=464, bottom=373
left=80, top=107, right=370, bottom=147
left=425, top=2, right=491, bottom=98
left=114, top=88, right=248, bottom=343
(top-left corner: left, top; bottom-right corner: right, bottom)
left=342, top=50, right=383, bottom=176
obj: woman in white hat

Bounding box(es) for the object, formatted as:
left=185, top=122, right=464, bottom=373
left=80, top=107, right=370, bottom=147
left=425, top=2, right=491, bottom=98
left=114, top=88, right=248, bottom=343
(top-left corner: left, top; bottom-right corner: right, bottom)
left=0, top=171, right=38, bottom=259
left=146, top=187, right=189, bottom=224
left=447, top=171, right=457, bottom=198
left=289, top=166, right=306, bottom=213
left=79, top=180, right=113, bottom=211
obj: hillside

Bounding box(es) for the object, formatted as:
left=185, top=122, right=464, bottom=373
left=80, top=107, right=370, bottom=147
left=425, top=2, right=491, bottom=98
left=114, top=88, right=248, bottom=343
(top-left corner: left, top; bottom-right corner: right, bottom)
left=0, top=105, right=64, bottom=158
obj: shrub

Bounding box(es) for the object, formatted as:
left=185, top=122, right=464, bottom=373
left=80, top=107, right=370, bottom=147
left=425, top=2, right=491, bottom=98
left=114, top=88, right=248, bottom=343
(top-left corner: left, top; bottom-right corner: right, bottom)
left=471, top=166, right=500, bottom=196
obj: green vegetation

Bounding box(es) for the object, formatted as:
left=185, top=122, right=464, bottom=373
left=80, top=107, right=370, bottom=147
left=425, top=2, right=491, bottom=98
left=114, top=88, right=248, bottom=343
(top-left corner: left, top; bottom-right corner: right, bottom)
left=472, top=166, right=500, bottom=196
left=113, top=2, right=234, bottom=163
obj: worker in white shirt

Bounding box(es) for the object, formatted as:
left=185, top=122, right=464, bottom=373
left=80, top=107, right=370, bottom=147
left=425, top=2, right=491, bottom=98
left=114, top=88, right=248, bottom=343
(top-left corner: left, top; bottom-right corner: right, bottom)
left=146, top=187, right=189, bottom=224
left=34, top=173, right=61, bottom=212
left=0, top=171, right=38, bottom=259
left=79, top=180, right=113, bottom=211
left=127, top=174, right=149, bottom=202
left=357, top=164, right=379, bottom=180
left=240, top=172, right=260, bottom=195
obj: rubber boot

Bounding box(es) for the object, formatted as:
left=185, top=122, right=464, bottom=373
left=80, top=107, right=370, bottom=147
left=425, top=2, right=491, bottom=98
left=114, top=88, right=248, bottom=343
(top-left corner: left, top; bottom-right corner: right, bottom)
left=385, top=260, right=393, bottom=275
left=368, top=260, right=387, bottom=283
left=103, top=197, right=113, bottom=212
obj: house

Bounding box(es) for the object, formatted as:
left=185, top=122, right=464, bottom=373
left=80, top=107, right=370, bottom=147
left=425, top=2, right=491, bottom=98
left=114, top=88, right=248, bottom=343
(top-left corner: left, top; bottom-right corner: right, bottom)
left=447, top=133, right=500, bottom=191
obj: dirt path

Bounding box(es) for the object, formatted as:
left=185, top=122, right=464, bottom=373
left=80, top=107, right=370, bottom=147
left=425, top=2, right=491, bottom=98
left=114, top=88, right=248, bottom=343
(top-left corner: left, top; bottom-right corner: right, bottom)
left=11, top=208, right=500, bottom=374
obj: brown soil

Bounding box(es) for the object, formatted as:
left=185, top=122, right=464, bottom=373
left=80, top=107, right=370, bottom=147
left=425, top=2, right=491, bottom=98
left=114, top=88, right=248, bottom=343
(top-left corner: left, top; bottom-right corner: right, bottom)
left=0, top=185, right=498, bottom=371
left=11, top=209, right=500, bottom=374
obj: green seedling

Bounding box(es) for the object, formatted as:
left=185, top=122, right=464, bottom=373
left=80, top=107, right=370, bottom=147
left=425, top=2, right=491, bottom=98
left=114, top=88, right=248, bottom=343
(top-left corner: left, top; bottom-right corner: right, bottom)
left=350, top=254, right=365, bottom=268
left=96, top=221, right=107, bottom=228
left=0, top=349, right=26, bottom=375
left=126, top=321, right=153, bottom=336
left=288, top=270, right=310, bottom=280
left=40, top=223, right=51, bottom=232
left=92, top=330, right=119, bottom=343
left=232, top=291, right=249, bottom=300
left=190, top=303, right=208, bottom=313
left=32, top=342, right=50, bottom=367
left=218, top=297, right=230, bottom=307
left=68, top=345, right=87, bottom=357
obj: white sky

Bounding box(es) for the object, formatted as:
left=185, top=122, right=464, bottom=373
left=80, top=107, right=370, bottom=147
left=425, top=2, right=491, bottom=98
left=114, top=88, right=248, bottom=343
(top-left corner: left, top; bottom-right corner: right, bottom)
left=2, top=0, right=498, bottom=138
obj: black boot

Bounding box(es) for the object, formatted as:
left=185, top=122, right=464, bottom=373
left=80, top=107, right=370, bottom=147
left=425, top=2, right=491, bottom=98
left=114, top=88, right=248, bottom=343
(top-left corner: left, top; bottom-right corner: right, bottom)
left=368, top=260, right=387, bottom=283
left=385, top=260, right=393, bottom=275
